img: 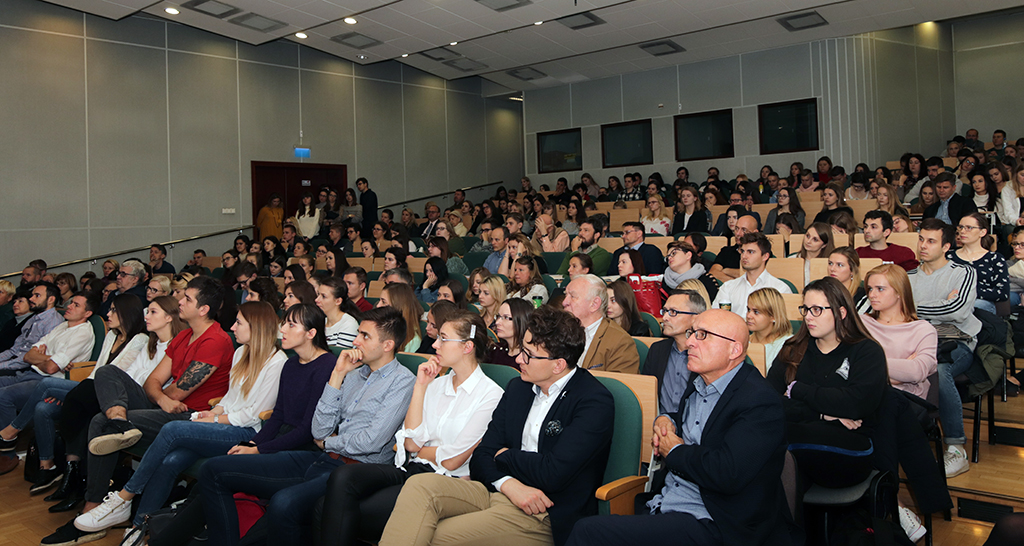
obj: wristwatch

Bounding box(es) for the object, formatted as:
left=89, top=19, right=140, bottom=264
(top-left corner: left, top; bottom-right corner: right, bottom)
left=214, top=414, right=221, bottom=424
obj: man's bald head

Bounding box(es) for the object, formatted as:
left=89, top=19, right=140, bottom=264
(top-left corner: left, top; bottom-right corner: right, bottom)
left=735, top=215, right=759, bottom=239
left=686, top=309, right=749, bottom=384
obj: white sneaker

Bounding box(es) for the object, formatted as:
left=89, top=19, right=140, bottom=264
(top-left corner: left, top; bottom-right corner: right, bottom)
left=75, top=492, right=131, bottom=532
left=121, top=526, right=143, bottom=546
left=944, top=444, right=969, bottom=478
left=899, top=506, right=926, bottom=542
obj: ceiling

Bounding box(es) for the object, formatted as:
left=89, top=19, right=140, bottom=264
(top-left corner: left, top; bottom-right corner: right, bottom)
left=44, top=0, right=1019, bottom=91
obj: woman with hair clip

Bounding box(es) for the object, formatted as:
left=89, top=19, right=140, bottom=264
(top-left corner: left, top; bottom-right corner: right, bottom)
left=316, top=311, right=502, bottom=546
left=828, top=247, right=865, bottom=304
left=325, top=248, right=350, bottom=278
left=767, top=277, right=888, bottom=488
left=377, top=282, right=422, bottom=353
left=418, top=300, right=460, bottom=356
left=606, top=279, right=651, bottom=337
left=763, top=187, right=805, bottom=235
left=294, top=192, right=323, bottom=239
left=416, top=257, right=450, bottom=304
left=45, top=296, right=184, bottom=512
left=0, top=294, right=147, bottom=497
left=745, top=287, right=793, bottom=374
left=475, top=276, right=506, bottom=329
left=949, top=212, right=1009, bottom=314
left=671, top=186, right=710, bottom=235
left=427, top=237, right=468, bottom=277
left=316, top=277, right=361, bottom=349
left=489, top=298, right=532, bottom=369
left=437, top=279, right=467, bottom=310
left=505, top=257, right=548, bottom=305
left=75, top=301, right=289, bottom=537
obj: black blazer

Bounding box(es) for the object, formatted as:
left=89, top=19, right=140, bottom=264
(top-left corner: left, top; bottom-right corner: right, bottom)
left=671, top=209, right=710, bottom=235
left=923, top=194, right=978, bottom=227
left=663, top=364, right=795, bottom=546
left=471, top=368, right=615, bottom=546
left=607, top=243, right=665, bottom=276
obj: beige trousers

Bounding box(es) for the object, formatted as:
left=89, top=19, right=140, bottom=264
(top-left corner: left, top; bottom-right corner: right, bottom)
left=378, top=473, right=554, bottom=546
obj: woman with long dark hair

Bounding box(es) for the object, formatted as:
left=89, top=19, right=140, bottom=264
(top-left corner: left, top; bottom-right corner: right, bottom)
left=763, top=187, right=805, bottom=235
left=606, top=279, right=650, bottom=336
left=416, top=257, right=450, bottom=305
left=316, top=277, right=361, bottom=349
left=294, top=192, right=322, bottom=239
left=488, top=298, right=531, bottom=370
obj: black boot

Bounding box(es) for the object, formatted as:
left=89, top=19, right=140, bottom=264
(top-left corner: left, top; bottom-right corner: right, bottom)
left=48, top=462, right=85, bottom=513
left=45, top=460, right=80, bottom=502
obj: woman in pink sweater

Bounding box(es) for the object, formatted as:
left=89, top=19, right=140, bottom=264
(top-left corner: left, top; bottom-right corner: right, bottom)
left=861, top=264, right=937, bottom=399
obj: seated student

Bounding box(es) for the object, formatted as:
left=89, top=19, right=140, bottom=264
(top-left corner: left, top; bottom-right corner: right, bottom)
left=763, top=187, right=805, bottom=235
left=607, top=222, right=665, bottom=276
left=828, top=246, right=866, bottom=305
left=284, top=280, right=317, bottom=311
left=828, top=212, right=858, bottom=249
left=567, top=309, right=795, bottom=546
left=1009, top=226, right=1024, bottom=307
left=641, top=195, right=672, bottom=236
left=616, top=248, right=645, bottom=278
left=483, top=226, right=510, bottom=275
left=768, top=278, right=888, bottom=488
left=342, top=267, right=373, bottom=313
left=746, top=287, right=793, bottom=375
left=556, top=218, right=612, bottom=276
left=415, top=257, right=449, bottom=305
left=924, top=172, right=977, bottom=227
left=316, top=277, right=361, bottom=349
left=200, top=307, right=416, bottom=546
left=561, top=275, right=640, bottom=374
left=316, top=312, right=503, bottom=546
left=712, top=233, right=793, bottom=318
left=0, top=286, right=33, bottom=355
left=788, top=222, right=835, bottom=285
left=643, top=290, right=705, bottom=415
left=73, top=301, right=288, bottom=538
left=377, top=282, right=423, bottom=353
left=813, top=183, right=855, bottom=225
left=489, top=298, right=532, bottom=370
left=606, top=279, right=651, bottom=337
left=948, top=212, right=1009, bottom=314
left=268, top=255, right=288, bottom=278
left=856, top=210, right=919, bottom=271
left=437, top=279, right=467, bottom=310
left=149, top=244, right=176, bottom=275
left=283, top=264, right=306, bottom=285
left=663, top=241, right=719, bottom=302
left=42, top=277, right=235, bottom=546
left=709, top=215, right=759, bottom=283
left=379, top=307, right=613, bottom=546
left=671, top=186, right=711, bottom=234
left=506, top=257, right=549, bottom=305
left=0, top=283, right=64, bottom=372
left=427, top=237, right=468, bottom=277
left=710, top=204, right=746, bottom=238
left=418, top=300, right=459, bottom=356
left=245, top=277, right=283, bottom=309
left=534, top=213, right=571, bottom=252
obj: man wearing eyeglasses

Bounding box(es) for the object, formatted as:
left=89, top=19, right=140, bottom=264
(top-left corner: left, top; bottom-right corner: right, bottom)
left=469, top=221, right=495, bottom=253
left=100, top=260, right=148, bottom=317
left=643, top=290, right=706, bottom=415
left=711, top=233, right=793, bottom=317
left=606, top=221, right=664, bottom=276
left=566, top=309, right=795, bottom=546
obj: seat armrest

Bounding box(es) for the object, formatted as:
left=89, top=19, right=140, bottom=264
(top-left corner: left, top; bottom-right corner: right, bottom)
left=66, top=361, right=96, bottom=382
left=258, top=410, right=273, bottom=421
left=596, top=475, right=649, bottom=515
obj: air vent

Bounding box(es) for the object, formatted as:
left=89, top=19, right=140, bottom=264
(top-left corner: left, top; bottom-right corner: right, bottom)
left=475, top=0, right=532, bottom=12
left=777, top=11, right=828, bottom=32
left=507, top=67, right=546, bottom=81
left=421, top=47, right=461, bottom=61
left=557, top=12, right=606, bottom=30
left=444, top=58, right=488, bottom=72
left=230, top=13, right=287, bottom=33
left=181, top=0, right=241, bottom=18
left=639, top=40, right=685, bottom=57
left=330, top=32, right=383, bottom=49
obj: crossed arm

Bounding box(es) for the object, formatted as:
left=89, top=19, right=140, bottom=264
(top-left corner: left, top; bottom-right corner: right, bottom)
left=143, top=355, right=218, bottom=413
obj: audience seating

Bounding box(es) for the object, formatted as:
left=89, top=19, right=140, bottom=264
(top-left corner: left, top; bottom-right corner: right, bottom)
left=272, top=277, right=286, bottom=293
left=593, top=371, right=657, bottom=464
left=201, top=256, right=222, bottom=270
left=608, top=210, right=640, bottom=232
left=597, top=237, right=622, bottom=253
left=367, top=280, right=385, bottom=298
left=640, top=312, right=661, bottom=337
left=703, top=236, right=729, bottom=257
left=765, top=258, right=806, bottom=288
left=806, top=257, right=883, bottom=285
left=767, top=234, right=785, bottom=258
left=747, top=342, right=767, bottom=376
left=542, top=253, right=566, bottom=273
left=590, top=375, right=645, bottom=515
left=396, top=352, right=427, bottom=375
left=802, top=469, right=899, bottom=545
left=646, top=236, right=672, bottom=254
left=781, top=293, right=804, bottom=323
left=463, top=252, right=489, bottom=271
left=479, top=362, right=521, bottom=389
left=348, top=257, right=373, bottom=271
left=632, top=339, right=649, bottom=374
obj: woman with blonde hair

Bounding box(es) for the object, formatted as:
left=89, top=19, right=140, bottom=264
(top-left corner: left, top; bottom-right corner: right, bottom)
left=745, top=287, right=793, bottom=374
left=640, top=194, right=672, bottom=236
left=377, top=282, right=422, bottom=353
left=499, top=233, right=545, bottom=277
left=505, top=257, right=548, bottom=305
left=466, top=268, right=489, bottom=304
left=892, top=212, right=916, bottom=233
left=101, top=259, right=120, bottom=282
left=170, top=273, right=194, bottom=301
left=876, top=183, right=909, bottom=218
left=147, top=275, right=171, bottom=302
left=676, top=278, right=710, bottom=309
left=400, top=208, right=418, bottom=232
left=476, top=276, right=506, bottom=328
left=828, top=246, right=864, bottom=303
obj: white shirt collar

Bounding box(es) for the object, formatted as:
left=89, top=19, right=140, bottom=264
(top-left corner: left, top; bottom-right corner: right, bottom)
left=533, top=366, right=577, bottom=398
left=443, top=364, right=486, bottom=397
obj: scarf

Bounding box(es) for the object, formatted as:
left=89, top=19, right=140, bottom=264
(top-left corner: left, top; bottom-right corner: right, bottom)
left=664, top=262, right=705, bottom=289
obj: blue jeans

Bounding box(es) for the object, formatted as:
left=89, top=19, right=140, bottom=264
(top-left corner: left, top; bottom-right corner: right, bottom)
left=974, top=300, right=997, bottom=315
left=124, top=420, right=255, bottom=526
left=1011, top=292, right=1021, bottom=307
left=200, top=451, right=346, bottom=546
left=0, top=371, right=46, bottom=429
left=8, top=377, right=77, bottom=461
left=937, top=341, right=974, bottom=444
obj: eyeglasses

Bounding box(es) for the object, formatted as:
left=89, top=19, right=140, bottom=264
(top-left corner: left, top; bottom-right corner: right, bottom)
left=1011, top=242, right=1024, bottom=249
left=685, top=328, right=736, bottom=342
left=662, top=308, right=698, bottom=318
left=956, top=225, right=981, bottom=232
left=497, top=314, right=514, bottom=322
left=146, top=286, right=158, bottom=293
left=117, top=271, right=130, bottom=277
left=798, top=305, right=832, bottom=317
left=520, top=350, right=559, bottom=365
left=437, top=337, right=469, bottom=344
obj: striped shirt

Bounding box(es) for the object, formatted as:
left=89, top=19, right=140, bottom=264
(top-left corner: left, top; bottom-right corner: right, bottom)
left=324, top=313, right=359, bottom=349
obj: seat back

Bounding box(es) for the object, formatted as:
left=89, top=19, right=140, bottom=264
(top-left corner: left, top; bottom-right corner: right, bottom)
left=633, top=339, right=649, bottom=374
left=640, top=312, right=661, bottom=337
left=765, top=258, right=806, bottom=288
left=783, top=451, right=799, bottom=522
left=480, top=363, right=520, bottom=389
left=201, top=256, right=223, bottom=270
left=396, top=352, right=427, bottom=375
left=593, top=371, right=656, bottom=464
left=541, top=274, right=558, bottom=298
left=592, top=375, right=644, bottom=515
left=747, top=342, right=767, bottom=376
left=367, top=280, right=385, bottom=298
left=542, top=253, right=566, bottom=274
left=462, top=252, right=490, bottom=272
left=88, top=315, right=106, bottom=361
left=348, top=257, right=374, bottom=272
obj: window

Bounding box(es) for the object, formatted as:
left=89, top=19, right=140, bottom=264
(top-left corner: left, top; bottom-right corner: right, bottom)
left=601, top=119, right=653, bottom=168
left=537, top=129, right=583, bottom=173
left=758, top=98, right=819, bottom=155
left=674, top=109, right=734, bottom=161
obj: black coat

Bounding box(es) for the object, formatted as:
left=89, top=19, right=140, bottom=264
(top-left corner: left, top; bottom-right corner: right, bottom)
left=607, top=243, right=665, bottom=276
left=923, top=194, right=978, bottom=228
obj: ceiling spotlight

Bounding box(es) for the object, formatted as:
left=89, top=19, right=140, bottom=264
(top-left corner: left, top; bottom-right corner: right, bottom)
left=534, top=21, right=542, bottom=25
left=344, top=17, right=357, bottom=24
left=451, top=41, right=459, bottom=46
left=401, top=53, right=408, bottom=57
left=357, top=54, right=367, bottom=59
left=165, top=7, right=179, bottom=14
left=295, top=32, right=307, bottom=39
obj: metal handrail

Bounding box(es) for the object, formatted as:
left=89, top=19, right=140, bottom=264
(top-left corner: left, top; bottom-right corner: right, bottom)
left=0, top=225, right=254, bottom=280
left=377, top=180, right=506, bottom=210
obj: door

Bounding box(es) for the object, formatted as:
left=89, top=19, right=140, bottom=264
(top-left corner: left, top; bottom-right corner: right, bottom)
left=251, top=161, right=347, bottom=239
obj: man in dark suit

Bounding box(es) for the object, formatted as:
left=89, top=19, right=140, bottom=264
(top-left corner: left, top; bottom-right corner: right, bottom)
left=379, top=307, right=615, bottom=546
left=643, top=289, right=705, bottom=415
left=357, top=177, right=378, bottom=240
left=416, top=202, right=441, bottom=239
left=566, top=310, right=794, bottom=546
left=923, top=172, right=976, bottom=228
left=607, top=221, right=665, bottom=276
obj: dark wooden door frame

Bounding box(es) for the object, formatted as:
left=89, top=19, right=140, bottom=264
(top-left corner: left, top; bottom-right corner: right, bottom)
left=250, top=161, right=347, bottom=238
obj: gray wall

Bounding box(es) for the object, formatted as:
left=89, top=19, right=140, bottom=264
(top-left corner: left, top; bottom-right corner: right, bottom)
left=952, top=10, right=1024, bottom=140
left=0, top=0, right=523, bottom=277
left=523, top=24, right=955, bottom=188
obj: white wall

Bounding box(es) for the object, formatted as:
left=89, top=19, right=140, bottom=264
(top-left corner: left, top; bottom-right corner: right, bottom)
left=952, top=9, right=1024, bottom=141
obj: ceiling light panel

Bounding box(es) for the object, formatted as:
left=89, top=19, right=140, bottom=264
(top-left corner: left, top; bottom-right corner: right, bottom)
left=330, top=32, right=384, bottom=49
left=421, top=46, right=462, bottom=61
left=557, top=12, right=606, bottom=30
left=444, top=58, right=489, bottom=71
left=182, top=0, right=240, bottom=18
left=507, top=67, right=546, bottom=80
left=639, top=40, right=685, bottom=56
left=475, top=0, right=532, bottom=13
left=777, top=11, right=829, bottom=32
left=230, top=12, right=287, bottom=33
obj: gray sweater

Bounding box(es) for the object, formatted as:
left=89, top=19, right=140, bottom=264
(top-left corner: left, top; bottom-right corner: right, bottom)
left=908, top=260, right=981, bottom=349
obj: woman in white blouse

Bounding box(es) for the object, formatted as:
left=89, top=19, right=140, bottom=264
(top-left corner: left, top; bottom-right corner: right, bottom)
left=641, top=194, right=672, bottom=236
left=75, top=301, right=287, bottom=534
left=294, top=192, right=323, bottom=239
left=317, top=311, right=503, bottom=546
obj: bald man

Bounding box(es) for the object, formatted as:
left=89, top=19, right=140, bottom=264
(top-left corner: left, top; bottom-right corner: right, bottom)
left=565, top=310, right=796, bottom=546
left=534, top=213, right=570, bottom=252
left=709, top=215, right=760, bottom=282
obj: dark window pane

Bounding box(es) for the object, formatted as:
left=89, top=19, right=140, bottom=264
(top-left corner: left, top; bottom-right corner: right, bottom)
left=759, top=99, right=819, bottom=154
left=538, top=129, right=583, bottom=173
left=675, top=110, right=734, bottom=161
left=602, top=120, right=653, bottom=168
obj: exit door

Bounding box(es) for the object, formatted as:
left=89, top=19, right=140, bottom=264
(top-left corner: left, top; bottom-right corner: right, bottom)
left=251, top=161, right=347, bottom=239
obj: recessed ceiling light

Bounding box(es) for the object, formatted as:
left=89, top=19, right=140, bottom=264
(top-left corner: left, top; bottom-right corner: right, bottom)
left=181, top=0, right=240, bottom=18
left=295, top=32, right=307, bottom=39
left=534, top=21, right=542, bottom=25
left=450, top=41, right=458, bottom=46
left=357, top=54, right=367, bottom=60
left=344, top=17, right=357, bottom=24
left=401, top=53, right=408, bottom=57
left=777, top=11, right=828, bottom=32
left=165, top=7, right=179, bottom=14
